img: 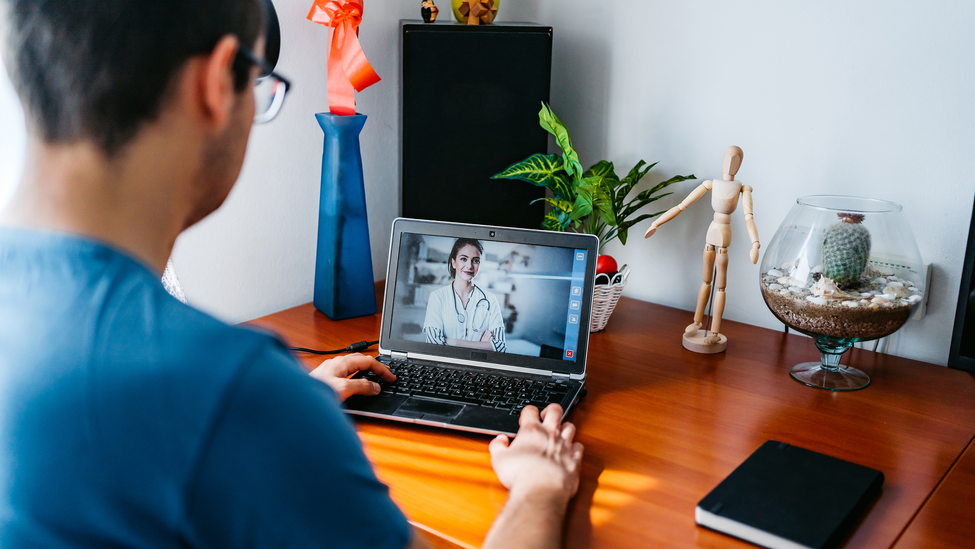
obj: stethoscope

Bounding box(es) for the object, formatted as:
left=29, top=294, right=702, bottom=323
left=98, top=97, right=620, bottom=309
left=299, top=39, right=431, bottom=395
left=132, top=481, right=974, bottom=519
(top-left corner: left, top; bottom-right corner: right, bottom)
left=452, top=283, right=491, bottom=327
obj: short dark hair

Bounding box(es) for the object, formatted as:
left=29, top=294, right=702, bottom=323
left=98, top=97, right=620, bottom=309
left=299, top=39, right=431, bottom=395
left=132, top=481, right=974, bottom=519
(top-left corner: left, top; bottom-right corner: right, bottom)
left=448, top=238, right=483, bottom=278
left=1, top=0, right=265, bottom=156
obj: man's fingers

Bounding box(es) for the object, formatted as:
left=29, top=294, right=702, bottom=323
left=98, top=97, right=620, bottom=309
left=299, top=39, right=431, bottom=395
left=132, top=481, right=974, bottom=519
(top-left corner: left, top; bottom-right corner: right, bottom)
left=560, top=422, right=576, bottom=444
left=541, top=403, right=563, bottom=431
left=519, top=405, right=541, bottom=427
left=489, top=434, right=510, bottom=454
left=366, top=359, right=397, bottom=382
left=572, top=442, right=584, bottom=463
left=324, top=354, right=396, bottom=382
left=336, top=378, right=381, bottom=400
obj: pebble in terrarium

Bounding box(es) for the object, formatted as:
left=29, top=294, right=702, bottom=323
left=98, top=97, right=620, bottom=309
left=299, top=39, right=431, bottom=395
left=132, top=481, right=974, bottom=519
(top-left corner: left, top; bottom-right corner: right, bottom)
left=760, top=212, right=924, bottom=341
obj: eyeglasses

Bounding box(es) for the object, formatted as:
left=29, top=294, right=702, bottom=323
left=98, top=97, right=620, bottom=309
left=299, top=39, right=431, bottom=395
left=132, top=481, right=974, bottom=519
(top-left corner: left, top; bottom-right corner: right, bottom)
left=236, top=45, right=292, bottom=124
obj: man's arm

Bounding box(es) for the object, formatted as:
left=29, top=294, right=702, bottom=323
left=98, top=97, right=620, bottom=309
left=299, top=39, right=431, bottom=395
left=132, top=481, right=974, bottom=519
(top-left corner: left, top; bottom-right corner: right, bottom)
left=312, top=362, right=582, bottom=549
left=482, top=404, right=584, bottom=549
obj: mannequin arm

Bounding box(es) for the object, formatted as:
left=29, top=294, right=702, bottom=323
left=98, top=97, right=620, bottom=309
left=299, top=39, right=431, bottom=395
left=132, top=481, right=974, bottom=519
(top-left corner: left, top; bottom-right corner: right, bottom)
left=644, top=180, right=712, bottom=238
left=741, top=185, right=760, bottom=264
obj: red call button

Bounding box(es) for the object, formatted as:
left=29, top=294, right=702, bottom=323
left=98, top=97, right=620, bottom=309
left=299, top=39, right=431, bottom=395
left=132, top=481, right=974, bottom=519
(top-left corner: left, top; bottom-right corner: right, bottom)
left=565, top=350, right=574, bottom=358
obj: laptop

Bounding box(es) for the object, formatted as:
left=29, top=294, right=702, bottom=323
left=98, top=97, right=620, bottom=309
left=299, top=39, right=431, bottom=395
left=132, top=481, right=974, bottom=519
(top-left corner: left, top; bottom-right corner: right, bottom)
left=344, top=218, right=599, bottom=435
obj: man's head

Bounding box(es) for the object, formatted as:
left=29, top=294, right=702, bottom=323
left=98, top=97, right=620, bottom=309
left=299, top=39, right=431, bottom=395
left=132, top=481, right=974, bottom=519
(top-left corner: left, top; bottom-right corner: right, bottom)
left=0, top=0, right=264, bottom=157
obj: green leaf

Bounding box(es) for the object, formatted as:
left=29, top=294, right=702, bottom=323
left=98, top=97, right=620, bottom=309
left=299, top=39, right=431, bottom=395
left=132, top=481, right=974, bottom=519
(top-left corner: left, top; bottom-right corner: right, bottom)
left=618, top=173, right=695, bottom=221
left=570, top=191, right=594, bottom=220
left=576, top=175, right=615, bottom=228
left=639, top=173, right=696, bottom=201
left=538, top=103, right=583, bottom=179
left=614, top=160, right=653, bottom=214
left=621, top=191, right=673, bottom=220
left=619, top=211, right=664, bottom=231
left=492, top=153, right=564, bottom=186
left=541, top=210, right=567, bottom=231
left=617, top=227, right=628, bottom=246
left=550, top=172, right=575, bottom=202
left=535, top=197, right=575, bottom=214
left=619, top=160, right=656, bottom=195
left=583, top=160, right=618, bottom=183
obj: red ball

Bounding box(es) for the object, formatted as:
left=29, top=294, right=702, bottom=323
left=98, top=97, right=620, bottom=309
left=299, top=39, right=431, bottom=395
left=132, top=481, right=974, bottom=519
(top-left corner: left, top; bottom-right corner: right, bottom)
left=596, top=254, right=618, bottom=276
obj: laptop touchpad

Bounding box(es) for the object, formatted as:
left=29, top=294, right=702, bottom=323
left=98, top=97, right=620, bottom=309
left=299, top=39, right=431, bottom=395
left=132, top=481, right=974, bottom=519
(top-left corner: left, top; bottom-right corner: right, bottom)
left=393, top=398, right=464, bottom=421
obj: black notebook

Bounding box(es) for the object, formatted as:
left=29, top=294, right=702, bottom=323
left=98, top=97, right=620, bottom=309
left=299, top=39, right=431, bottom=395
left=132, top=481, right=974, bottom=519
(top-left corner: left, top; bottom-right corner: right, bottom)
left=695, top=440, right=884, bottom=549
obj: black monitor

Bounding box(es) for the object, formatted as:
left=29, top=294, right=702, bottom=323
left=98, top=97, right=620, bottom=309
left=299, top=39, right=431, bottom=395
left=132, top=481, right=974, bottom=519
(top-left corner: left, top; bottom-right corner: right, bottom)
left=949, top=195, right=975, bottom=371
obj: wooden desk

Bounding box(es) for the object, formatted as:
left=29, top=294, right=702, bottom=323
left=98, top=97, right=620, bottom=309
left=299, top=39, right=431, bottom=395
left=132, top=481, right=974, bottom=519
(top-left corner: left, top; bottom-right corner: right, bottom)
left=249, top=285, right=975, bottom=548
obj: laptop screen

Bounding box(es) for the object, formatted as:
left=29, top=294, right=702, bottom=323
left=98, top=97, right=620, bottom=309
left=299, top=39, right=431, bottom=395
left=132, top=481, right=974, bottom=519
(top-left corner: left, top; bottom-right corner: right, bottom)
left=381, top=219, right=598, bottom=377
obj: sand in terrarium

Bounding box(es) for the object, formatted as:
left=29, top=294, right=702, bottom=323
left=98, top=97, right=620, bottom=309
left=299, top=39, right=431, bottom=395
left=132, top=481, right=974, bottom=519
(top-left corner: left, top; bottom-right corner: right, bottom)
left=760, top=262, right=922, bottom=341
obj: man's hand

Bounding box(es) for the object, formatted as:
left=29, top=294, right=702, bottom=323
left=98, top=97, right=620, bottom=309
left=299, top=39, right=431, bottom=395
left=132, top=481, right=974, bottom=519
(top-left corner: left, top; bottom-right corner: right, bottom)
left=489, top=404, right=583, bottom=503
left=308, top=353, right=396, bottom=401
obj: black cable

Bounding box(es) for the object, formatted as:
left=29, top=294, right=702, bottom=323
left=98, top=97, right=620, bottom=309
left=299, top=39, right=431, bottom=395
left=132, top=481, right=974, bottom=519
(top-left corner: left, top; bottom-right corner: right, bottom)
left=288, top=340, right=379, bottom=355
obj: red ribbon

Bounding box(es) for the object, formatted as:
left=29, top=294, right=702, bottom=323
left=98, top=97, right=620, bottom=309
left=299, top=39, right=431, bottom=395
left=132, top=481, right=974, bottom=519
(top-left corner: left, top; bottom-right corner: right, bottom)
left=307, top=0, right=381, bottom=116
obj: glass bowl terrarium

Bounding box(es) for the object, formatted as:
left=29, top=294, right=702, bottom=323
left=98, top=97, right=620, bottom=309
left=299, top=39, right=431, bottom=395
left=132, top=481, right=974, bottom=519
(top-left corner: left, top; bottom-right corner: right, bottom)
left=761, top=196, right=925, bottom=391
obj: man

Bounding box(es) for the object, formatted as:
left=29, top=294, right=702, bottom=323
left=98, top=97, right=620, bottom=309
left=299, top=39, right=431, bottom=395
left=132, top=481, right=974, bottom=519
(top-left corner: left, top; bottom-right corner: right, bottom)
left=0, top=1, right=583, bottom=548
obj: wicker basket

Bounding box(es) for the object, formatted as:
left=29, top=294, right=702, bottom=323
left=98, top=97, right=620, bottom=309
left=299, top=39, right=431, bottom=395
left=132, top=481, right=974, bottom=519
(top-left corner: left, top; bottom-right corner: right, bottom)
left=590, top=264, right=629, bottom=332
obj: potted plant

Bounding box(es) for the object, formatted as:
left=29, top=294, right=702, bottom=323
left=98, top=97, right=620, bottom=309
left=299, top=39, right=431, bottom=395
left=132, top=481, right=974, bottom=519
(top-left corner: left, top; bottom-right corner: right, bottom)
left=493, top=102, right=695, bottom=330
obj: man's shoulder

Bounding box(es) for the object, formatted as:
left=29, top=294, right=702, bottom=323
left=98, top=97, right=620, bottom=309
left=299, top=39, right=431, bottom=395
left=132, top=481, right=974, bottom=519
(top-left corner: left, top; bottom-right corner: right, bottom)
left=0, top=229, right=294, bottom=391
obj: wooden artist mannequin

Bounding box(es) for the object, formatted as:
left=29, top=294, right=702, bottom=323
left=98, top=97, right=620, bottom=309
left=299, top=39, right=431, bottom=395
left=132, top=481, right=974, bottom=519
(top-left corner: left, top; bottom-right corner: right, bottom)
left=644, top=146, right=760, bottom=353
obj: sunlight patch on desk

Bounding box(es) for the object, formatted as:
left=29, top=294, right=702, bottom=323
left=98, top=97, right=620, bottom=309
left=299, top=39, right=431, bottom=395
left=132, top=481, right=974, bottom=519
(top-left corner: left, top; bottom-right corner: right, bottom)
left=591, top=469, right=659, bottom=526
left=359, top=431, right=498, bottom=484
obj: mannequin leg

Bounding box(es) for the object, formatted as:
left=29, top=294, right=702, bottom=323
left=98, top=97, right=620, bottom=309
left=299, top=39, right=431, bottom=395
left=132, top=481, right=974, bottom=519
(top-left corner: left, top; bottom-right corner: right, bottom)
left=687, top=245, right=716, bottom=333
left=705, top=248, right=729, bottom=344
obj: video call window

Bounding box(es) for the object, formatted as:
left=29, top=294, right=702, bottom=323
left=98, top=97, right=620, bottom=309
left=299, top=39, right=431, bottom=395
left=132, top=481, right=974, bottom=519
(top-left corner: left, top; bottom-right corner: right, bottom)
left=388, top=233, right=586, bottom=361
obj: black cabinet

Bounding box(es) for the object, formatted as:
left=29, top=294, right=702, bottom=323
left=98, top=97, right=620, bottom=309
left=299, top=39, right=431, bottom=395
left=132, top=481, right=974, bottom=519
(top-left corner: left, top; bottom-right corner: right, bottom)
left=950, top=194, right=975, bottom=371
left=401, top=21, right=551, bottom=228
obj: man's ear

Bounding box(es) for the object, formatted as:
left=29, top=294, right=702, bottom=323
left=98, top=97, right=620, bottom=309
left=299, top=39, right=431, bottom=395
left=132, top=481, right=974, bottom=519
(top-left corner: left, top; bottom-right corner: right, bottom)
left=197, top=35, right=240, bottom=132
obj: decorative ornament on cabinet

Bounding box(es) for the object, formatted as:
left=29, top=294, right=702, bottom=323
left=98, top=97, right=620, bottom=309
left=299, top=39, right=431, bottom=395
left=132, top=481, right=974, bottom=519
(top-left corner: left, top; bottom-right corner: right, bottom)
left=452, top=0, right=499, bottom=25
left=421, top=0, right=439, bottom=23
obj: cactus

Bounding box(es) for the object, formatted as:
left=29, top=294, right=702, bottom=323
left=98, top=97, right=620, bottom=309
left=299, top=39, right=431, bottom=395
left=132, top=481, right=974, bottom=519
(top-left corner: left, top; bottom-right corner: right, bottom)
left=822, top=213, right=871, bottom=289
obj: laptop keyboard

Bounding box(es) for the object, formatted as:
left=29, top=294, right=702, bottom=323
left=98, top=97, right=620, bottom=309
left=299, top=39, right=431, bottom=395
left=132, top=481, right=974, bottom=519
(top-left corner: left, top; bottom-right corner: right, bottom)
left=358, top=360, right=573, bottom=415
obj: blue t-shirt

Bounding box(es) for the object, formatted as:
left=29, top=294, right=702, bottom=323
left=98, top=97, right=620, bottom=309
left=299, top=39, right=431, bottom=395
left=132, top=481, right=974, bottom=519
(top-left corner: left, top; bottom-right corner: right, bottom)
left=0, top=229, right=410, bottom=548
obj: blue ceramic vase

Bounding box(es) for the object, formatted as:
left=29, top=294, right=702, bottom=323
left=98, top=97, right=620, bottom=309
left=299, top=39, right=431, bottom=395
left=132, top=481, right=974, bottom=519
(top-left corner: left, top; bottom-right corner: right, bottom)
left=313, top=113, right=377, bottom=319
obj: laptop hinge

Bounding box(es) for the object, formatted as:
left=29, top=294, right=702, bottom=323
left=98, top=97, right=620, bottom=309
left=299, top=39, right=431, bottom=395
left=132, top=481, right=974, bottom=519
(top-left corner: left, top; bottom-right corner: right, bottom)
left=552, top=372, right=572, bottom=379
left=390, top=351, right=409, bottom=361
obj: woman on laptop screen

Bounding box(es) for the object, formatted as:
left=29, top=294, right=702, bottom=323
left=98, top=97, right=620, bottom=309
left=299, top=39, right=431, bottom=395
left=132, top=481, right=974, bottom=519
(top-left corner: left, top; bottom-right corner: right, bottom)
left=423, top=239, right=507, bottom=352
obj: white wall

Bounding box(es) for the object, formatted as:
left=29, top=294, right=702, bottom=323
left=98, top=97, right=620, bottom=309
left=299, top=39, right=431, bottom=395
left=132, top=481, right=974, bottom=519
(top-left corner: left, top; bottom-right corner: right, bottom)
left=502, top=0, right=975, bottom=366
left=2, top=1, right=973, bottom=366
left=0, top=64, right=25, bottom=209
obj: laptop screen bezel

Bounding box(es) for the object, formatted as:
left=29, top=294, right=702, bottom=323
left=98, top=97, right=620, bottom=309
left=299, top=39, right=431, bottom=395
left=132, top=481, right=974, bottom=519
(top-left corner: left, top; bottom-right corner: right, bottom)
left=380, top=218, right=598, bottom=377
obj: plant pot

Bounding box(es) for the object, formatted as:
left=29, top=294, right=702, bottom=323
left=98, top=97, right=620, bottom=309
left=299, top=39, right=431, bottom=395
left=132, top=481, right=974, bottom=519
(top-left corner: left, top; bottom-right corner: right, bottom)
left=590, top=265, right=629, bottom=332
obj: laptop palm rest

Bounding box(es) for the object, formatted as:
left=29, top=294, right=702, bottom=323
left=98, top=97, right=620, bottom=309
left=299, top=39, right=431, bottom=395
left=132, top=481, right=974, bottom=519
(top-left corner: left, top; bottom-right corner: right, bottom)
left=393, top=398, right=465, bottom=421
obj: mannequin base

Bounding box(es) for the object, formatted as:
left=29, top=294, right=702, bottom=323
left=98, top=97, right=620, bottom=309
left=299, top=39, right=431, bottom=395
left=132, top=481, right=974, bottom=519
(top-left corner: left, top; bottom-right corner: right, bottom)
left=682, top=330, right=727, bottom=354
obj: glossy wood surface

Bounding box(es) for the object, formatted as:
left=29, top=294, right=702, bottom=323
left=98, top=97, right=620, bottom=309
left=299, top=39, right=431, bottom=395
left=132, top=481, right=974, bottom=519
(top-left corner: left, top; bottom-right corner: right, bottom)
left=248, top=283, right=975, bottom=548
left=893, top=435, right=975, bottom=548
